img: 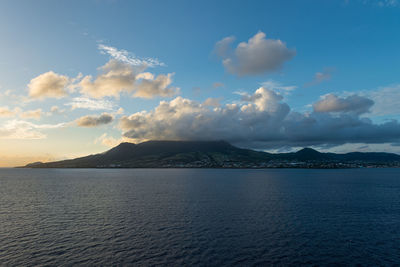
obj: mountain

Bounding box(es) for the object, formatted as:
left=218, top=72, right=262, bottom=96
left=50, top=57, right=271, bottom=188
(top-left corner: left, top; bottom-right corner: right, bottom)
left=22, top=141, right=400, bottom=168
left=276, top=148, right=400, bottom=162
left=23, top=141, right=270, bottom=168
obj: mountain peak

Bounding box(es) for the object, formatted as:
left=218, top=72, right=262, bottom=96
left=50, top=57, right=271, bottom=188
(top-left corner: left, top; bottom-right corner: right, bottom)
left=111, top=141, right=136, bottom=149
left=104, top=142, right=136, bottom=157
left=294, top=148, right=323, bottom=160
left=296, top=147, right=320, bottom=154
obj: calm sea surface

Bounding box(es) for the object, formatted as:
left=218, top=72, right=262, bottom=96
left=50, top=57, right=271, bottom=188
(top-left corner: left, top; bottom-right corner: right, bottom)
left=0, top=168, right=400, bottom=266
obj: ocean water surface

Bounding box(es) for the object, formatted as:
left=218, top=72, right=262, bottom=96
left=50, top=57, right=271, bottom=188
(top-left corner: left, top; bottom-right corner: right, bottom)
left=0, top=168, right=399, bottom=265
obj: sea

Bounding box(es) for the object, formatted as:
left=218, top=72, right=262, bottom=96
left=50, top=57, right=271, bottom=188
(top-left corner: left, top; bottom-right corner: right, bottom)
left=0, top=168, right=399, bottom=266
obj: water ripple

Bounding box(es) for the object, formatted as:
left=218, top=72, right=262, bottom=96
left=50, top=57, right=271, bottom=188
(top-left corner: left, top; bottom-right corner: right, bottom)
left=0, top=168, right=400, bottom=265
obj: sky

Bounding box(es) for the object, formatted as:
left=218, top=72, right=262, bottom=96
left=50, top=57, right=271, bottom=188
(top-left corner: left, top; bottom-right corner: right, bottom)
left=0, top=0, right=400, bottom=166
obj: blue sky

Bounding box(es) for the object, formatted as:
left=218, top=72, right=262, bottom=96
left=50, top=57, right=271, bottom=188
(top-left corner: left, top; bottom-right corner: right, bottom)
left=0, top=0, right=400, bottom=166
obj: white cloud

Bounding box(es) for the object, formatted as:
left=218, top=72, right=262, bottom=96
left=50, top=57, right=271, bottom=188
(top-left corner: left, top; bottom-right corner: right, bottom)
left=261, top=80, right=297, bottom=92
left=20, top=109, right=42, bottom=120
left=0, top=107, right=44, bottom=119
left=313, top=94, right=374, bottom=115
left=65, top=97, right=115, bottom=111
left=134, top=72, right=179, bottom=99
left=98, top=44, right=165, bottom=67
left=0, top=106, right=64, bottom=118
left=119, top=87, right=290, bottom=144
left=28, top=71, right=70, bottom=99
left=1, top=107, right=55, bottom=120
left=0, top=120, right=65, bottom=139
left=25, top=49, right=173, bottom=100
left=0, top=90, right=29, bottom=105
left=94, top=133, right=123, bottom=147
left=76, top=113, right=114, bottom=127
left=215, top=32, right=296, bottom=76
left=364, top=84, right=400, bottom=116
left=79, top=60, right=137, bottom=98
left=79, top=60, right=178, bottom=99
left=0, top=107, right=18, bottom=117
left=49, top=106, right=65, bottom=115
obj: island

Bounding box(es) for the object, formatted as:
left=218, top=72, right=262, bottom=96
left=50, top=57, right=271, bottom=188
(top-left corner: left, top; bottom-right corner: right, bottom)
left=21, top=140, right=400, bottom=168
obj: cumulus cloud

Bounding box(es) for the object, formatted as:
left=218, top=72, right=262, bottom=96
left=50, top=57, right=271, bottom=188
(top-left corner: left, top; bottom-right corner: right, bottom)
left=118, top=87, right=400, bottom=148
left=20, top=109, right=42, bottom=120
left=98, top=44, right=165, bottom=67
left=65, top=97, right=115, bottom=111
left=134, top=72, right=179, bottom=98
left=0, top=120, right=65, bottom=139
left=26, top=49, right=173, bottom=100
left=313, top=94, right=374, bottom=115
left=119, top=87, right=290, bottom=144
left=214, top=36, right=235, bottom=58
left=215, top=32, right=296, bottom=76
left=79, top=60, right=178, bottom=99
left=79, top=60, right=137, bottom=98
left=76, top=113, right=114, bottom=127
left=28, top=71, right=70, bottom=99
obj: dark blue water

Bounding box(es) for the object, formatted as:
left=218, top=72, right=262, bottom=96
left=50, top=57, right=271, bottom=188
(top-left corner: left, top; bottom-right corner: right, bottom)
left=0, top=168, right=400, bottom=265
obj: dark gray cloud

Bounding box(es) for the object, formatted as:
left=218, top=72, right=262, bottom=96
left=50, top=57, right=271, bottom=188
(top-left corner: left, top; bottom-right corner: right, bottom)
left=313, top=94, right=374, bottom=115
left=279, top=112, right=400, bottom=148
left=76, top=113, right=114, bottom=127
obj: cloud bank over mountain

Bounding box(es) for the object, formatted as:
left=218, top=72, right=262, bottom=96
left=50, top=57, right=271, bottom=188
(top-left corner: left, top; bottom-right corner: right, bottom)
left=119, top=87, right=400, bottom=149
